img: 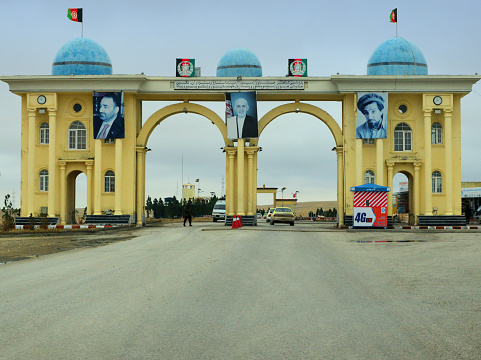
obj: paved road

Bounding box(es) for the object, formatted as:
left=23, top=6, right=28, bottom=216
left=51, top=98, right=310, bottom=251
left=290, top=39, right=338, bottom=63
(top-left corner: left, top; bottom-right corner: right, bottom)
left=1, top=222, right=480, bottom=359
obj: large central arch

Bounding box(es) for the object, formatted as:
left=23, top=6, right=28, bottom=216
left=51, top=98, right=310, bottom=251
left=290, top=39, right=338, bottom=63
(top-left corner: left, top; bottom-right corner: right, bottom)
left=137, top=102, right=230, bottom=147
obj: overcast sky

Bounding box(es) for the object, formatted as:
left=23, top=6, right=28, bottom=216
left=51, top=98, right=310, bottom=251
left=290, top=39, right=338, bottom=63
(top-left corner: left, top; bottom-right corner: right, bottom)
left=1, top=0, right=481, bottom=208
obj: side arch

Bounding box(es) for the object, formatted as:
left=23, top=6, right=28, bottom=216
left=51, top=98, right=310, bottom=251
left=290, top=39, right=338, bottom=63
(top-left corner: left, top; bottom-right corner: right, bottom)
left=137, top=103, right=231, bottom=147
left=254, top=102, right=343, bottom=146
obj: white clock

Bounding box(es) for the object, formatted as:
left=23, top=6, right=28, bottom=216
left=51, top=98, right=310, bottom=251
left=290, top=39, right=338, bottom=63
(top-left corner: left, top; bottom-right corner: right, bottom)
left=37, top=95, right=47, bottom=105
left=433, top=96, right=443, bottom=106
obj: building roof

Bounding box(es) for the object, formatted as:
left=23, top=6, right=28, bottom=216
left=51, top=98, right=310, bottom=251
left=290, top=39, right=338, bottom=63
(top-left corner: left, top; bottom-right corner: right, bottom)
left=367, top=37, right=428, bottom=76
left=52, top=37, right=112, bottom=75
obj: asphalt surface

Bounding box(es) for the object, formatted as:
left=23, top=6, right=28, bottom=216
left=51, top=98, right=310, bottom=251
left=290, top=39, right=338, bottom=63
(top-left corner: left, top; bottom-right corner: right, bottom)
left=1, top=222, right=480, bottom=359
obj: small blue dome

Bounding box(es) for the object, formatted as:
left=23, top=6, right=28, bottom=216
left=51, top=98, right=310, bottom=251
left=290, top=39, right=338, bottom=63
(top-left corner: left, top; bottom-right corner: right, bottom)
left=217, top=47, right=262, bottom=77
left=52, top=37, right=112, bottom=75
left=367, top=37, right=427, bottom=75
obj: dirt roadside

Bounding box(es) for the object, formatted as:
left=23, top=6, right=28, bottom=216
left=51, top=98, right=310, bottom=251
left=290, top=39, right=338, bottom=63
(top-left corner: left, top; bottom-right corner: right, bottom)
left=0, top=218, right=212, bottom=263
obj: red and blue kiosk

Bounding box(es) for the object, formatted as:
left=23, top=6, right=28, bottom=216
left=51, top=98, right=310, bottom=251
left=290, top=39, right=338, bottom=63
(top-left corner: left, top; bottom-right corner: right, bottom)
left=350, top=184, right=390, bottom=228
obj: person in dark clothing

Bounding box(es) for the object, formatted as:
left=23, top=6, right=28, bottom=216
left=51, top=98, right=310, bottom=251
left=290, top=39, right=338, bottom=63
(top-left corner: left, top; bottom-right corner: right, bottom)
left=183, top=202, right=193, bottom=226
left=465, top=205, right=472, bottom=225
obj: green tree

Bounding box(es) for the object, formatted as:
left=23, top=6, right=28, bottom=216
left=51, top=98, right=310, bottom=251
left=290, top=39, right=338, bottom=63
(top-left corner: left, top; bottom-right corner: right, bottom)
left=146, top=196, right=153, bottom=218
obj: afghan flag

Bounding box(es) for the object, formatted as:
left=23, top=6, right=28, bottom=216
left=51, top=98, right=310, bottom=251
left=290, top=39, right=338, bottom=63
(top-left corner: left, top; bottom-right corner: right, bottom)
left=390, top=8, right=397, bottom=23
left=68, top=8, right=83, bottom=22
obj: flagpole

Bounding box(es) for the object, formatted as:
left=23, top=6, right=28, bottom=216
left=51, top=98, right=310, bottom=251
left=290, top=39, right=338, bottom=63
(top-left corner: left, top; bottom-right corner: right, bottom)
left=82, top=21, right=83, bottom=37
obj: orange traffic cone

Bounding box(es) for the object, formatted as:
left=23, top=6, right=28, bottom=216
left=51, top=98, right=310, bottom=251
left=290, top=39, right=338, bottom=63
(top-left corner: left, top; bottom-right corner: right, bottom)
left=231, top=215, right=239, bottom=229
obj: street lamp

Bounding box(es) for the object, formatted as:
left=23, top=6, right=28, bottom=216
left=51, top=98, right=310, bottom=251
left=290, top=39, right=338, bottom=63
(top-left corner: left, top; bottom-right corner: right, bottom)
left=294, top=191, right=299, bottom=215
left=281, top=187, right=286, bottom=206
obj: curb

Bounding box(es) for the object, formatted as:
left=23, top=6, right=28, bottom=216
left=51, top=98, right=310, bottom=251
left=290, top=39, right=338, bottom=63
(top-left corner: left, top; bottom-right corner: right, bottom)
left=348, top=225, right=479, bottom=230
left=15, top=225, right=119, bottom=230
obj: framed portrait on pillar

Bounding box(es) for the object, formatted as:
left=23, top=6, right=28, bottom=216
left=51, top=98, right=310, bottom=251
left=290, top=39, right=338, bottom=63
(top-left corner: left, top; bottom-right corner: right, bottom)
left=225, top=91, right=258, bottom=140
left=93, top=92, right=125, bottom=139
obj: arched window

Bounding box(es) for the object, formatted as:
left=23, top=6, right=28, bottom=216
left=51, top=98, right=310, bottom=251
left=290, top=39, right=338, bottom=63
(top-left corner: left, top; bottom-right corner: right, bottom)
left=104, top=170, right=115, bottom=192
left=40, top=122, right=49, bottom=144
left=394, top=123, right=412, bottom=151
left=68, top=121, right=87, bottom=150
left=39, top=169, right=49, bottom=191
left=364, top=170, right=375, bottom=184
left=431, top=122, right=443, bottom=144
left=432, top=171, right=442, bottom=193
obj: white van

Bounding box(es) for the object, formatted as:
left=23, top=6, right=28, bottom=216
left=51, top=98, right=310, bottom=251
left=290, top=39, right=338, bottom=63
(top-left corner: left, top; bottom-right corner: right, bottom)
left=212, top=200, right=226, bottom=222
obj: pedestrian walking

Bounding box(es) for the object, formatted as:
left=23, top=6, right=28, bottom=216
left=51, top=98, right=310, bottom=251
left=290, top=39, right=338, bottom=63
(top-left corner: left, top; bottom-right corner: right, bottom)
left=183, top=202, right=193, bottom=226
left=465, top=205, right=472, bottom=225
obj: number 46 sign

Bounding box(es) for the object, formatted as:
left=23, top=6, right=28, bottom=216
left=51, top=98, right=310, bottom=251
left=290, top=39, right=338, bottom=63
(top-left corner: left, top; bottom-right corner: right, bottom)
left=353, top=207, right=387, bottom=227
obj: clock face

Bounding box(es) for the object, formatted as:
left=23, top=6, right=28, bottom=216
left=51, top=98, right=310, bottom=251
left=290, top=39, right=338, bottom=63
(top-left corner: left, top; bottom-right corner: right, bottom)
left=433, top=96, right=443, bottom=106
left=37, top=95, right=46, bottom=105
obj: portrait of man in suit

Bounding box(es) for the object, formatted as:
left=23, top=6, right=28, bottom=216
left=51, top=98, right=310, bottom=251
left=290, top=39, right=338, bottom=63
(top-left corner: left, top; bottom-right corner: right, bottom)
left=93, top=92, right=125, bottom=139
left=226, top=92, right=258, bottom=140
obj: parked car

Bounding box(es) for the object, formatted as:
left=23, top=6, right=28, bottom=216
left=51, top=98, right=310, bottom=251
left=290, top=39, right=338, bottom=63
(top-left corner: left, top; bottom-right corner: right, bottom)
left=270, top=207, right=295, bottom=226
left=266, top=208, right=275, bottom=223
left=256, top=212, right=262, bottom=219
left=212, top=200, right=226, bottom=222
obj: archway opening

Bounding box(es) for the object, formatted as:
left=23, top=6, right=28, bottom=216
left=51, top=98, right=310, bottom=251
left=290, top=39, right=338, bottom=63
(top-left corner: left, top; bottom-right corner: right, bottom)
left=66, top=171, right=87, bottom=224
left=256, top=101, right=341, bottom=219
left=141, top=101, right=226, bottom=219
left=393, top=172, right=411, bottom=224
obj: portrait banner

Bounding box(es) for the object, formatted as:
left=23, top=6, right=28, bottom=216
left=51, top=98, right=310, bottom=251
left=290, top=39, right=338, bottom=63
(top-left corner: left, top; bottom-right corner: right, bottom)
left=225, top=91, right=258, bottom=140
left=356, top=92, right=388, bottom=139
left=93, top=92, right=125, bottom=139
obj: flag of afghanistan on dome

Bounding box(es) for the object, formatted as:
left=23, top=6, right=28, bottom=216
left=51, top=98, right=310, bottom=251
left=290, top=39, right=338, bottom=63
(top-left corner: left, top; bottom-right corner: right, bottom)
left=67, top=8, right=83, bottom=22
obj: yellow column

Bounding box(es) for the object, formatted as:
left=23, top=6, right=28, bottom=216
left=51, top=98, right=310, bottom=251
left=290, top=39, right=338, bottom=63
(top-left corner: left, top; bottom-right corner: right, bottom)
left=376, top=138, right=384, bottom=186
left=47, top=109, right=57, bottom=217
left=27, top=109, right=36, bottom=216
left=246, top=148, right=254, bottom=215
left=86, top=161, right=93, bottom=215
left=94, top=139, right=102, bottom=215
left=387, top=162, right=393, bottom=217
left=136, top=147, right=146, bottom=226
left=414, top=162, right=421, bottom=224
left=424, top=110, right=432, bottom=215
left=237, top=139, right=245, bottom=216
left=444, top=109, right=453, bottom=215
left=59, top=161, right=66, bottom=225
left=336, top=147, right=345, bottom=226
left=227, top=149, right=236, bottom=216
left=115, top=139, right=123, bottom=215
left=253, top=148, right=258, bottom=216
left=356, top=139, right=363, bottom=185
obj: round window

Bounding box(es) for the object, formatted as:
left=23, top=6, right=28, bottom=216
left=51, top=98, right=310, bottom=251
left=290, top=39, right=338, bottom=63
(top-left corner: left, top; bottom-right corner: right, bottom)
left=73, top=103, right=82, bottom=113
left=398, top=104, right=408, bottom=114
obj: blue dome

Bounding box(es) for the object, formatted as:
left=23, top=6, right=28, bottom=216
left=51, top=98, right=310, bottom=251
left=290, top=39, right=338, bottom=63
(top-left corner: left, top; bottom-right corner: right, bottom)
left=217, top=47, right=262, bottom=77
left=52, top=37, right=112, bottom=75
left=367, top=37, right=428, bottom=75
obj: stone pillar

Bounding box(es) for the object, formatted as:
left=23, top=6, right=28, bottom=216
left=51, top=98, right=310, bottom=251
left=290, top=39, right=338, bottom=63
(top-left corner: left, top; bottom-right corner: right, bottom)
left=424, top=110, right=432, bottom=215
left=227, top=149, right=236, bottom=216
left=59, top=161, right=66, bottom=225
left=246, top=148, right=256, bottom=216
left=237, top=139, right=245, bottom=216
left=376, top=138, right=384, bottom=186
left=336, top=147, right=345, bottom=226
left=356, top=139, right=363, bottom=185
left=414, top=161, right=421, bottom=224
left=94, top=139, right=102, bottom=215
left=86, top=161, right=93, bottom=215
left=47, top=109, right=57, bottom=217
left=387, top=162, right=394, bottom=216
left=115, top=139, right=123, bottom=215
left=444, top=110, right=453, bottom=215
left=136, top=147, right=146, bottom=226
left=27, top=109, right=36, bottom=216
